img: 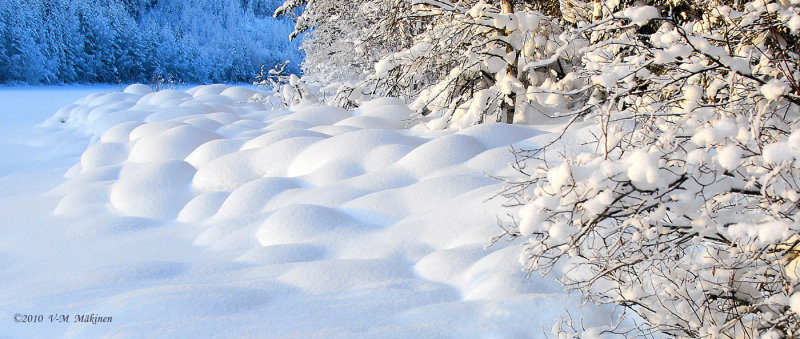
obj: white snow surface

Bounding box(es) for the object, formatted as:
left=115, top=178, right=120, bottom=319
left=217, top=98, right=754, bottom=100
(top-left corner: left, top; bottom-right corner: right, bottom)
left=0, top=85, right=610, bottom=338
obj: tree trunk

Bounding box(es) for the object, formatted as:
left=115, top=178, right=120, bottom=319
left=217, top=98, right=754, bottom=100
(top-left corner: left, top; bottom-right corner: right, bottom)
left=501, top=0, right=516, bottom=124
left=501, top=0, right=514, bottom=13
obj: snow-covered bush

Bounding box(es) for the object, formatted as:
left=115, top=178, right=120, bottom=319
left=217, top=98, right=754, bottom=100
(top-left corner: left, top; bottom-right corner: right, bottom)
left=278, top=0, right=800, bottom=334
left=279, top=0, right=585, bottom=127
left=275, top=0, right=421, bottom=85
left=364, top=1, right=579, bottom=127
left=494, top=0, right=800, bottom=336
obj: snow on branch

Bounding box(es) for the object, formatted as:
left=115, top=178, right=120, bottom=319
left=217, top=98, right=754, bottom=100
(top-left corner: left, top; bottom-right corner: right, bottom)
left=493, top=0, right=800, bottom=336
left=284, top=0, right=800, bottom=335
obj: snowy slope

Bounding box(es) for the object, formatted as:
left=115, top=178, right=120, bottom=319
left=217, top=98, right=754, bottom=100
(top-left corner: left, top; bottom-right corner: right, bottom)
left=0, top=85, right=610, bottom=338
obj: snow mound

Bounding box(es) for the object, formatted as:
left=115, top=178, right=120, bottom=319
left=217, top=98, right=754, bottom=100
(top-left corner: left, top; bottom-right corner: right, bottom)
left=109, top=160, right=196, bottom=219
left=256, top=203, right=370, bottom=247
left=279, top=258, right=415, bottom=294
left=215, top=177, right=303, bottom=217
left=128, top=124, right=221, bottom=163
left=22, top=84, right=612, bottom=337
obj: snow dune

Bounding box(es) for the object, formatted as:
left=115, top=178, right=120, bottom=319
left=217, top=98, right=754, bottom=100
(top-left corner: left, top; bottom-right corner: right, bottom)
left=1, top=85, right=610, bottom=337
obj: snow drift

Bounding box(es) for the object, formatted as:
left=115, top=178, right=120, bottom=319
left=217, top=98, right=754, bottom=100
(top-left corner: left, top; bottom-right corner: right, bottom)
left=1, top=85, right=611, bottom=337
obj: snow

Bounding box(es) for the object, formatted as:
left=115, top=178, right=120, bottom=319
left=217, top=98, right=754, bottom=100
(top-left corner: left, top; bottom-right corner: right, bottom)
left=547, top=162, right=572, bottom=191
left=760, top=79, right=789, bottom=101
left=0, top=85, right=612, bottom=337
left=127, top=125, right=222, bottom=163
left=763, top=141, right=793, bottom=164
left=789, top=14, right=800, bottom=34
left=716, top=144, right=742, bottom=171
left=624, top=149, right=665, bottom=189
left=109, top=160, right=197, bottom=219
left=729, top=221, right=791, bottom=245
left=621, top=6, right=660, bottom=26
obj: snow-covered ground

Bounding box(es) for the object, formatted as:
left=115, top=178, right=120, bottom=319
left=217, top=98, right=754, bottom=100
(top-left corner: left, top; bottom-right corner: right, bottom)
left=0, top=85, right=610, bottom=338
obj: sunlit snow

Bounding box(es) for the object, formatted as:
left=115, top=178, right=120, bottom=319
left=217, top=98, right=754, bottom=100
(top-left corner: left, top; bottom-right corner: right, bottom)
left=0, top=85, right=611, bottom=337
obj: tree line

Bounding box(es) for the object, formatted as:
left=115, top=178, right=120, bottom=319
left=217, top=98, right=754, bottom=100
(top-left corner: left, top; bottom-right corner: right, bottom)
left=0, top=0, right=302, bottom=84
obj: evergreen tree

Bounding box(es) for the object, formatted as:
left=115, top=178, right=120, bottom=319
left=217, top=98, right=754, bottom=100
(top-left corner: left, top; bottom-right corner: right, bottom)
left=0, top=0, right=302, bottom=84
left=4, top=0, right=46, bottom=83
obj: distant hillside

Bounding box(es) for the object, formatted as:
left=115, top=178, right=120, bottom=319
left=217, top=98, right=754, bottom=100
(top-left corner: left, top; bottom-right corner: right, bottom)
left=0, top=0, right=302, bottom=84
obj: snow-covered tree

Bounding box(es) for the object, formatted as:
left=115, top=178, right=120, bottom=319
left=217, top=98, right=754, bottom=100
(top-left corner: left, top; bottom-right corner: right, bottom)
left=0, top=0, right=48, bottom=83
left=362, top=0, right=583, bottom=127
left=492, top=0, right=800, bottom=336
left=275, top=0, right=421, bottom=87
left=279, top=0, right=586, bottom=126
left=0, top=0, right=301, bottom=84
